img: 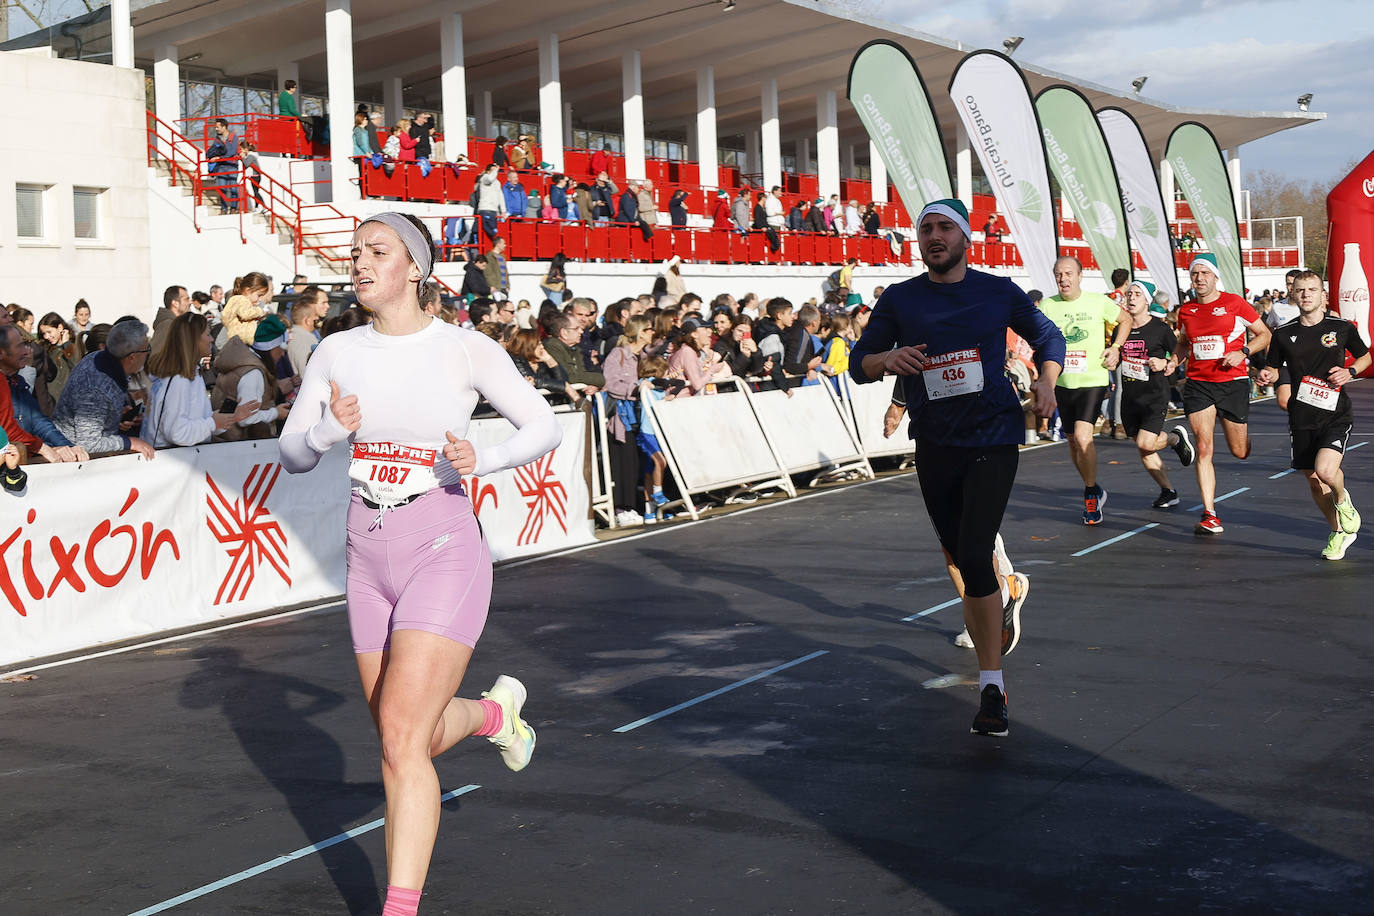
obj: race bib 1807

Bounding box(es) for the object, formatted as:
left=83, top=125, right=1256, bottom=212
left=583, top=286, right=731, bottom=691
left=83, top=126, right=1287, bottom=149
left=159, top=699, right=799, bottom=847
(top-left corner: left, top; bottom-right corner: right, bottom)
left=350, top=442, right=440, bottom=504
left=922, top=349, right=984, bottom=400
left=1296, top=375, right=1339, bottom=411
left=1192, top=335, right=1224, bottom=359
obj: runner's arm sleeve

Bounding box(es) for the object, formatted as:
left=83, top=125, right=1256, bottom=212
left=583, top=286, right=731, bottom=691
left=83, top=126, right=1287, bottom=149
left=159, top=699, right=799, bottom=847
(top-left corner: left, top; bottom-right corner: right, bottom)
left=1008, top=287, right=1066, bottom=370
left=467, top=333, right=562, bottom=476
left=848, top=297, right=898, bottom=384
left=278, top=346, right=351, bottom=473
left=1348, top=329, right=1371, bottom=359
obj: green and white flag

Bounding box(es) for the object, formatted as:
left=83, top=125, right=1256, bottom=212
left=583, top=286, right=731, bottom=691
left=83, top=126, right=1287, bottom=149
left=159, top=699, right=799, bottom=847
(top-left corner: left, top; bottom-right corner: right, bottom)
left=1166, top=122, right=1245, bottom=294
left=1036, top=86, right=1130, bottom=279
left=847, top=39, right=952, bottom=218
left=1097, top=106, right=1181, bottom=305
left=949, top=50, right=1058, bottom=289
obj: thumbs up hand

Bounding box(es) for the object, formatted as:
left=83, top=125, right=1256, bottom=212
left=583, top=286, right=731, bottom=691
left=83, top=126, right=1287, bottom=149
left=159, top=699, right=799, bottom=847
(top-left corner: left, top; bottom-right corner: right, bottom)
left=329, top=381, right=362, bottom=432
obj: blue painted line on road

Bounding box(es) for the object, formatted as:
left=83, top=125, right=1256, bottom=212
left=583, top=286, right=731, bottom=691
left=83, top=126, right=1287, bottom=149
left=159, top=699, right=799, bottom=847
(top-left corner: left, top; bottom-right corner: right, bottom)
left=1349, top=441, right=1368, bottom=451
left=1188, top=486, right=1250, bottom=513
left=613, top=650, right=829, bottom=733
left=901, top=596, right=962, bottom=622
left=1269, top=468, right=1296, bottom=479
left=1072, top=522, right=1161, bottom=557
left=127, top=785, right=481, bottom=916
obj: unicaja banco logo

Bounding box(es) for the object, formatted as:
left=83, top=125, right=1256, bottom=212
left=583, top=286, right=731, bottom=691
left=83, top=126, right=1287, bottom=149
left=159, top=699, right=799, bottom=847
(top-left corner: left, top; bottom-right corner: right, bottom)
left=1015, top=180, right=1043, bottom=223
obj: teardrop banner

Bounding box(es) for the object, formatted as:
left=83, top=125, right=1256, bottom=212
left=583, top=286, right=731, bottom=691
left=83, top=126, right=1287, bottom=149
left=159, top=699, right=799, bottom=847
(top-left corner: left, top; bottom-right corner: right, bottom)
left=949, top=50, right=1059, bottom=290
left=1097, top=106, right=1182, bottom=306
left=1326, top=148, right=1374, bottom=362
left=1035, top=86, right=1131, bottom=281
left=1166, top=122, right=1245, bottom=295
left=846, top=39, right=953, bottom=221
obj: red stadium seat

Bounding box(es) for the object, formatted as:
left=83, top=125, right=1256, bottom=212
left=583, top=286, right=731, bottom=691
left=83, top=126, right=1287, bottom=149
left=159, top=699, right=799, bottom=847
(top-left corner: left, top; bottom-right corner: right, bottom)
left=560, top=222, right=588, bottom=260
left=535, top=221, right=561, bottom=260
left=508, top=219, right=536, bottom=257
left=587, top=225, right=609, bottom=262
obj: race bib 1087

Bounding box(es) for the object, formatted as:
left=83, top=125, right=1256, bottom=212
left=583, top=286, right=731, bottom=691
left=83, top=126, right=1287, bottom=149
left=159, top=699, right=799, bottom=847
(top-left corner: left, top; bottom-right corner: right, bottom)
left=350, top=442, right=440, bottom=505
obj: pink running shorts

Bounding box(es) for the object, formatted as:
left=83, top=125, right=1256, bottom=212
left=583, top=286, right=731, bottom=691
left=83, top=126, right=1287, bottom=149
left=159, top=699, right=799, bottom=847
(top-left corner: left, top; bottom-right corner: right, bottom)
left=345, top=485, right=493, bottom=654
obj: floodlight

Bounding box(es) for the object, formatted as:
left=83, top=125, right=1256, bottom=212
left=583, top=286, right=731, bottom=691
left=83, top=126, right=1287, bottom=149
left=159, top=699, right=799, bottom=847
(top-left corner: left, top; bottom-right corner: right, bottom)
left=1003, top=36, right=1023, bottom=56
left=1131, top=76, right=1148, bottom=93
left=1297, top=93, right=1313, bottom=111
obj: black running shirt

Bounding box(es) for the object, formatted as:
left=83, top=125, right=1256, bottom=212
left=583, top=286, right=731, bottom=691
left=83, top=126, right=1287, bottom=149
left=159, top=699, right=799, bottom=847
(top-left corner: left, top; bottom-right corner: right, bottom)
left=1120, top=318, right=1177, bottom=403
left=1266, top=315, right=1369, bottom=428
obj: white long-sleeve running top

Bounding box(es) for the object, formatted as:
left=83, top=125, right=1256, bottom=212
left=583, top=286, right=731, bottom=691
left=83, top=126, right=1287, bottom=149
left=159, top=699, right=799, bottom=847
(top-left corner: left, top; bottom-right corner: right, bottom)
left=279, top=319, right=561, bottom=503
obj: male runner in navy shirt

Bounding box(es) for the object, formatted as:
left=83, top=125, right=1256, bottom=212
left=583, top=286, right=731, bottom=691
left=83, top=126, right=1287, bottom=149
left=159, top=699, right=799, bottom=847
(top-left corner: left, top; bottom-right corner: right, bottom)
left=850, top=199, right=1064, bottom=737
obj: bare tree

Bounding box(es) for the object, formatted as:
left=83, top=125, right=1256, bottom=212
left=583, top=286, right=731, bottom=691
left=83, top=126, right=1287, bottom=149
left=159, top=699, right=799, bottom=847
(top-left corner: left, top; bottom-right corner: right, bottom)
left=1248, top=158, right=1360, bottom=277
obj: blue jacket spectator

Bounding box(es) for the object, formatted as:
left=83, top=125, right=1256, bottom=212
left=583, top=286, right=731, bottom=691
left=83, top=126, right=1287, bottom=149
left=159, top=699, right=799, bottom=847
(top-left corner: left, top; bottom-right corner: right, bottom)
left=590, top=176, right=618, bottom=221
left=8, top=373, right=74, bottom=449
left=52, top=320, right=157, bottom=459
left=549, top=182, right=569, bottom=217
left=502, top=174, right=527, bottom=218
left=617, top=186, right=639, bottom=223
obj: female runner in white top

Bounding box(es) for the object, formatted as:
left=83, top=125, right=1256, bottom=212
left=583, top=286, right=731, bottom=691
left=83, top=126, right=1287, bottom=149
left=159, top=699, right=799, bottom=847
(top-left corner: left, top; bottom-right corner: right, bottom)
left=280, top=212, right=559, bottom=915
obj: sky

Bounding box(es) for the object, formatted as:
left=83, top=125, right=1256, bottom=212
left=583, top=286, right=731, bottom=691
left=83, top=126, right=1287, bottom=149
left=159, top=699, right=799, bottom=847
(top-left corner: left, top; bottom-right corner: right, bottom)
left=876, top=0, right=1374, bottom=188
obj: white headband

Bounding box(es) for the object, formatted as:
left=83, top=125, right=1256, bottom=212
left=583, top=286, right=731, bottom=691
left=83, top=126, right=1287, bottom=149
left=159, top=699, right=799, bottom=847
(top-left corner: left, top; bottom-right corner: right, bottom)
left=917, top=203, right=971, bottom=241
left=359, top=212, right=433, bottom=285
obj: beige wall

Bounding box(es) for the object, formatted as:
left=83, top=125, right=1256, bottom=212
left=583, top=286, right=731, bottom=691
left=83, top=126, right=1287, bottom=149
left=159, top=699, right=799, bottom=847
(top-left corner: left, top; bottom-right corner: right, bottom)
left=0, top=50, right=152, bottom=325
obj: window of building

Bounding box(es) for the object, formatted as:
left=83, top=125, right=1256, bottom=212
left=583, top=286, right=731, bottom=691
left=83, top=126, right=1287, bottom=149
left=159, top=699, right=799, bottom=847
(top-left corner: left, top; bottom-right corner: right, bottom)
left=16, top=184, right=47, bottom=239
left=73, top=187, right=103, bottom=240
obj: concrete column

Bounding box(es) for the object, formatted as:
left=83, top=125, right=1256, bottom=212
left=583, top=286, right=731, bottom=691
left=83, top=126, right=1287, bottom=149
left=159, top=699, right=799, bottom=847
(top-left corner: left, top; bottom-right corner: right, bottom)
left=869, top=140, right=888, bottom=204
left=110, top=0, right=133, bottom=68
left=817, top=90, right=839, bottom=199
left=843, top=144, right=857, bottom=180
left=325, top=0, right=358, bottom=203
left=153, top=45, right=180, bottom=142
left=538, top=33, right=564, bottom=171
left=1160, top=158, right=1176, bottom=220
left=383, top=77, right=404, bottom=126
left=277, top=61, right=300, bottom=99
left=746, top=131, right=761, bottom=178
left=563, top=101, right=574, bottom=148
left=476, top=90, right=493, bottom=138
left=622, top=50, right=646, bottom=181
left=439, top=12, right=467, bottom=158
left=685, top=121, right=697, bottom=161
left=1226, top=148, right=1244, bottom=222
left=955, top=119, right=972, bottom=208
left=761, top=77, right=781, bottom=191
left=695, top=65, right=718, bottom=189
left=797, top=137, right=811, bottom=175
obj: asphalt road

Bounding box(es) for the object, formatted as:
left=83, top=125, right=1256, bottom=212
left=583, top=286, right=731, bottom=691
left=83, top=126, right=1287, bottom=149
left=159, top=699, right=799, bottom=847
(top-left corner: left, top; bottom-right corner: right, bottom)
left=3, top=389, right=1372, bottom=915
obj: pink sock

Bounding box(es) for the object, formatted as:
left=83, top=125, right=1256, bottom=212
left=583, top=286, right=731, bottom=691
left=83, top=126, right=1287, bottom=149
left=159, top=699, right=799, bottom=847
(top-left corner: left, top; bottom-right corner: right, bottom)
left=381, top=885, right=422, bottom=916
left=473, top=697, right=504, bottom=737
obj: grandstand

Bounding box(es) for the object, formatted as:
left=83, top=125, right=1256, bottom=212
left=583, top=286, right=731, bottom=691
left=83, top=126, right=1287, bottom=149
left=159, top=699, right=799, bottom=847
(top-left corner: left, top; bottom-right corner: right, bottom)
left=2, top=0, right=1323, bottom=314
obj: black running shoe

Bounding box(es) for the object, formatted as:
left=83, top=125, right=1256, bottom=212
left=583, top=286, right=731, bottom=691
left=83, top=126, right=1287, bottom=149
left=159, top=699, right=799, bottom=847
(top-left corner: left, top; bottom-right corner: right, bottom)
left=1152, top=487, right=1180, bottom=509
left=970, top=685, right=1009, bottom=737
left=1171, top=424, right=1196, bottom=467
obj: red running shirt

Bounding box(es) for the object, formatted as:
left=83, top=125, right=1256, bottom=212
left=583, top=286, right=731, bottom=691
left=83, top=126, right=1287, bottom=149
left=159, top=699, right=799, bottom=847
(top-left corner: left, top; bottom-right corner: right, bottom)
left=1178, top=292, right=1258, bottom=383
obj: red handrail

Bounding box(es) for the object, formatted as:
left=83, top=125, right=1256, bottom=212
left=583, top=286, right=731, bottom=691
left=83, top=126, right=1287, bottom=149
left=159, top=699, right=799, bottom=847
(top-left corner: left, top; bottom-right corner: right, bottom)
left=147, top=111, right=205, bottom=234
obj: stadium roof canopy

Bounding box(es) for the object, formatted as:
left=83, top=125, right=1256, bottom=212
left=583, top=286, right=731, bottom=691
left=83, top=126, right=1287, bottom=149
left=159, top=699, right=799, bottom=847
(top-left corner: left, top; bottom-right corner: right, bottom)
left=10, top=0, right=1322, bottom=161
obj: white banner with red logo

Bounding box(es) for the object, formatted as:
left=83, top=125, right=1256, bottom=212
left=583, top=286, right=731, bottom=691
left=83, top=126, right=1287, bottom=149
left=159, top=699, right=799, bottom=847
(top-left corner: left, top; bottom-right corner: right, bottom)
left=0, top=410, right=591, bottom=666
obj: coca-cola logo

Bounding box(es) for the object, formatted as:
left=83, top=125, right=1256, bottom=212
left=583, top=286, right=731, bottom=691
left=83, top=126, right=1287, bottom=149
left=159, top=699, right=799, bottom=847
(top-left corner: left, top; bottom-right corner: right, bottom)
left=1341, top=287, right=1370, bottom=303
left=1363, top=177, right=1374, bottom=198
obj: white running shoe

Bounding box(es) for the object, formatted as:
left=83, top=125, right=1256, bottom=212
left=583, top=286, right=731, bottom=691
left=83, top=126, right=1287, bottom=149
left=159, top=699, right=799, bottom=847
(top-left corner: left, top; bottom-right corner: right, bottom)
left=993, top=533, right=1015, bottom=578
left=614, top=509, right=644, bottom=527
left=954, top=628, right=975, bottom=648
left=482, top=675, right=536, bottom=772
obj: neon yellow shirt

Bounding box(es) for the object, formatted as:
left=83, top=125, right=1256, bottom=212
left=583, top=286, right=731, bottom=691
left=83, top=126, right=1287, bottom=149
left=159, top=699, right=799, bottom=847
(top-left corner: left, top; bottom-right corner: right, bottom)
left=1041, top=291, right=1120, bottom=389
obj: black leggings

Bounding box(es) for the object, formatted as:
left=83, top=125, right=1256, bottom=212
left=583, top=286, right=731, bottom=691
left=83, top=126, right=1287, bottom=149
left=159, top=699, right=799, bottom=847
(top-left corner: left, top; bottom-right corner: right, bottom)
left=914, top=442, right=1019, bottom=598
left=607, top=432, right=641, bottom=512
